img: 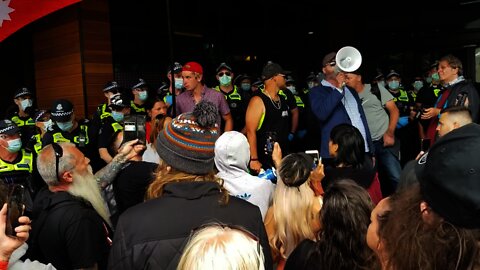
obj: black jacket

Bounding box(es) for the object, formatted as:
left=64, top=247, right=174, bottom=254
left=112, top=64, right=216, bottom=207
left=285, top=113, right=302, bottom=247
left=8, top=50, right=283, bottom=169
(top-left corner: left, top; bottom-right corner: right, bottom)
left=108, top=181, right=273, bottom=270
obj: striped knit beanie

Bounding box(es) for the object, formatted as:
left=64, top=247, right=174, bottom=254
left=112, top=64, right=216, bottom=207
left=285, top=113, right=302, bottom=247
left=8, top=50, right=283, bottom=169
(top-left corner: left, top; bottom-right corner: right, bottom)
left=156, top=101, right=220, bottom=174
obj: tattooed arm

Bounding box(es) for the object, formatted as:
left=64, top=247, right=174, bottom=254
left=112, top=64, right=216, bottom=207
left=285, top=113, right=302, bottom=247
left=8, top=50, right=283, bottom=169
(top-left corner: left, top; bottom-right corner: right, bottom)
left=95, top=139, right=146, bottom=188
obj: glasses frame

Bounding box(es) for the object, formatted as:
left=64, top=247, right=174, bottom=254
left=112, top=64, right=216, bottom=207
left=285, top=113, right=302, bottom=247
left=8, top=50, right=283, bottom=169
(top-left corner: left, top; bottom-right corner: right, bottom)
left=51, top=143, right=63, bottom=180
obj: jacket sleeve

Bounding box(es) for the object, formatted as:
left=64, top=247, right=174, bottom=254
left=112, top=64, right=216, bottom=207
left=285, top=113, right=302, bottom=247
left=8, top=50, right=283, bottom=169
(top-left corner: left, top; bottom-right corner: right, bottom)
left=309, top=86, right=344, bottom=122
left=466, top=83, right=480, bottom=122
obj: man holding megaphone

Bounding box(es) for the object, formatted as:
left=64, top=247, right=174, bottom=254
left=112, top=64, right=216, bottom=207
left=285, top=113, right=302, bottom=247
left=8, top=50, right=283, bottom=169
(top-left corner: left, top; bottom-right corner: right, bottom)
left=309, top=48, right=374, bottom=166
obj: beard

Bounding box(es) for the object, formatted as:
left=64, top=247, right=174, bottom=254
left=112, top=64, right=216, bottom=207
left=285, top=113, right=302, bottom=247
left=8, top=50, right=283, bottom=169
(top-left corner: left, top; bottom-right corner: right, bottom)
left=68, top=166, right=112, bottom=227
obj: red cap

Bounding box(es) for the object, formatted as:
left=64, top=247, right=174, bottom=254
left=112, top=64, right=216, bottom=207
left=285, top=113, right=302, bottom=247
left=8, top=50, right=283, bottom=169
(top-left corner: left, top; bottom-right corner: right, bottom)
left=182, top=61, right=203, bottom=74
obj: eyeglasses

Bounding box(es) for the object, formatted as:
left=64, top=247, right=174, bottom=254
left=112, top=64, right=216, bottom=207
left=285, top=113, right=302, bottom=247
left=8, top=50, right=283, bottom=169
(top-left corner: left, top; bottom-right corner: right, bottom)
left=217, top=72, right=231, bottom=77
left=51, top=143, right=63, bottom=180
left=327, top=61, right=336, bottom=67
left=277, top=74, right=286, bottom=78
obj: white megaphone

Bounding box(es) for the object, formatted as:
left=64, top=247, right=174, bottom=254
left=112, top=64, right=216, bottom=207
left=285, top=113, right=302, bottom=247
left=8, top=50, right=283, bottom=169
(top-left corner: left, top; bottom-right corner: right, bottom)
left=335, top=46, right=362, bottom=73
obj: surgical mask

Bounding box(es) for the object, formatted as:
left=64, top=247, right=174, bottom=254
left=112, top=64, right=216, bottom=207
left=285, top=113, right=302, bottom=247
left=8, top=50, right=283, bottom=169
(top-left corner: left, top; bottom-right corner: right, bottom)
left=20, top=99, right=33, bottom=111
left=6, top=138, right=22, bottom=153
left=425, top=77, right=432, bottom=84
left=413, top=81, right=424, bottom=91
left=307, top=82, right=315, bottom=89
left=241, top=83, right=251, bottom=91
left=378, top=80, right=386, bottom=87
left=388, top=80, right=400, bottom=90
left=174, top=78, right=183, bottom=89
left=219, top=75, right=232, bottom=86
left=57, top=121, right=74, bottom=131
left=165, top=95, right=173, bottom=105
left=112, top=111, right=124, bottom=122
left=431, top=72, right=440, bottom=81
left=41, top=119, right=53, bottom=132
left=287, top=86, right=297, bottom=95
left=138, top=91, right=148, bottom=101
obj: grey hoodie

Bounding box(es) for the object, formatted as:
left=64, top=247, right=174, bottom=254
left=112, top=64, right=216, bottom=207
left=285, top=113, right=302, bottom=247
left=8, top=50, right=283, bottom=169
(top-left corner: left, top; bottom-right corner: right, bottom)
left=214, top=131, right=275, bottom=220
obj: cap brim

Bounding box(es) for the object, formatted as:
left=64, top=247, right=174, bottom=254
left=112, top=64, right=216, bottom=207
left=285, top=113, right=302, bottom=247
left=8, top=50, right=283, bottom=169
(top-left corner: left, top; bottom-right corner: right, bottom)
left=0, top=126, right=20, bottom=135
left=51, top=112, right=73, bottom=122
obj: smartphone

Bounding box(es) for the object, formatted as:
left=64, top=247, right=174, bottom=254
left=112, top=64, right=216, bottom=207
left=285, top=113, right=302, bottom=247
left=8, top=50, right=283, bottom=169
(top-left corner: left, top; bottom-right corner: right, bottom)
left=305, top=150, right=320, bottom=169
left=420, top=138, right=431, bottom=152
left=122, top=115, right=146, bottom=145
left=264, top=132, right=277, bottom=156
left=5, top=184, right=25, bottom=237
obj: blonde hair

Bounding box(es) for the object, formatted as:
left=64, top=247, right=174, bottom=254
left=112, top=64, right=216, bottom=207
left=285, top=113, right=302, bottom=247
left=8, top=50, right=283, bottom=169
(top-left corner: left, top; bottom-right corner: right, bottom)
left=271, top=177, right=317, bottom=258
left=146, top=160, right=229, bottom=204
left=177, top=224, right=265, bottom=270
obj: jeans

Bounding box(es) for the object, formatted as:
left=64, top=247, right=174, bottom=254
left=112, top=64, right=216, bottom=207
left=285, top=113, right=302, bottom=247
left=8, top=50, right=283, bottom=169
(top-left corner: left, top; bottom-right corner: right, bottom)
left=373, top=138, right=402, bottom=196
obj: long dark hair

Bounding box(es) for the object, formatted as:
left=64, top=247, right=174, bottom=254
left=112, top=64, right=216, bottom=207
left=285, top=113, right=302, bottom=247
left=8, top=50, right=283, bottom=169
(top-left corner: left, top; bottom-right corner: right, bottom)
left=330, top=123, right=365, bottom=169
left=383, top=184, right=480, bottom=270
left=306, top=180, right=377, bottom=270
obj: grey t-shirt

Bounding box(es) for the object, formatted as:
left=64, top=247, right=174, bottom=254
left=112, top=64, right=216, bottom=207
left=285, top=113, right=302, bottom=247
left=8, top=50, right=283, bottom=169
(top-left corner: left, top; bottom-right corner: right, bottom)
left=358, top=83, right=394, bottom=141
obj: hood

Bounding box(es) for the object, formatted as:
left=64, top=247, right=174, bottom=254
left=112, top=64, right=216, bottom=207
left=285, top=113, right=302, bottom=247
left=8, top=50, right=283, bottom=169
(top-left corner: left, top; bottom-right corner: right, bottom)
left=214, top=131, right=250, bottom=177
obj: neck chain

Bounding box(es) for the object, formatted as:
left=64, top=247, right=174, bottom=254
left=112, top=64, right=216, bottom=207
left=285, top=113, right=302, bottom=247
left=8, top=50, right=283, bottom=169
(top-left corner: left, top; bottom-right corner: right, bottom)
left=265, top=91, right=281, bottom=110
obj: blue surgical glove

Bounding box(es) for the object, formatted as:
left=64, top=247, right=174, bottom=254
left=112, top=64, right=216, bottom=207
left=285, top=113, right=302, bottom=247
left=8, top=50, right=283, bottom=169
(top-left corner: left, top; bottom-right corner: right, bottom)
left=288, top=133, right=295, bottom=141
left=396, top=116, right=409, bottom=129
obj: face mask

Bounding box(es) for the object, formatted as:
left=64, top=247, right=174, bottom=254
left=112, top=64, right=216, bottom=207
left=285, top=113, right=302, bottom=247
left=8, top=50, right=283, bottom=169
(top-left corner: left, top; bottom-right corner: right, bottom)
left=165, top=95, right=173, bottom=105
left=287, top=86, right=297, bottom=95
left=431, top=72, right=440, bottom=81
left=307, top=82, right=315, bottom=89
left=378, top=80, right=386, bottom=87
left=174, top=78, right=183, bottom=89
left=41, top=119, right=53, bottom=132
left=20, top=99, right=33, bottom=111
left=241, top=83, right=251, bottom=91
left=6, top=138, right=22, bottom=153
left=388, top=80, right=400, bottom=90
left=112, top=111, right=124, bottom=122
left=425, top=77, right=432, bottom=84
left=138, top=91, right=148, bottom=101
left=219, top=75, right=232, bottom=86
left=57, top=121, right=74, bottom=131
left=413, top=81, right=424, bottom=91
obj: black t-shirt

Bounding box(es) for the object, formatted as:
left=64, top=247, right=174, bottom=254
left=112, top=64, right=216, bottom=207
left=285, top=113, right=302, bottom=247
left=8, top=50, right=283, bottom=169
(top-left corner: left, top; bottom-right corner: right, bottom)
left=284, top=239, right=316, bottom=270
left=30, top=190, right=111, bottom=270
left=113, top=161, right=157, bottom=215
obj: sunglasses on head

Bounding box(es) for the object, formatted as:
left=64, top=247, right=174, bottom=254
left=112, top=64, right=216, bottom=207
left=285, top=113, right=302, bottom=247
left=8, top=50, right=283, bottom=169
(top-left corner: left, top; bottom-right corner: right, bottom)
left=326, top=61, right=336, bottom=67
left=51, top=143, right=63, bottom=180
left=218, top=72, right=231, bottom=77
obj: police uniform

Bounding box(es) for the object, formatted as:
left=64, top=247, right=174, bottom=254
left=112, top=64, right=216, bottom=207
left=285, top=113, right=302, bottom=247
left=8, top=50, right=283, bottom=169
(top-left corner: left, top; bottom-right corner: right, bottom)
left=214, top=85, right=246, bottom=132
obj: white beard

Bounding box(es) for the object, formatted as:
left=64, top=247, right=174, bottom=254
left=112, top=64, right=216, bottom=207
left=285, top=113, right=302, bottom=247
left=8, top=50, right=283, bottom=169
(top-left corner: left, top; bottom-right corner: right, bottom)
left=68, top=167, right=112, bottom=227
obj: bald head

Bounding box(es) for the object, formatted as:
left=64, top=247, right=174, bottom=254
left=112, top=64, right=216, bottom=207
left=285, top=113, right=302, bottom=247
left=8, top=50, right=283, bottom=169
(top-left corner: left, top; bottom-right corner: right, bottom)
left=437, top=106, right=473, bottom=137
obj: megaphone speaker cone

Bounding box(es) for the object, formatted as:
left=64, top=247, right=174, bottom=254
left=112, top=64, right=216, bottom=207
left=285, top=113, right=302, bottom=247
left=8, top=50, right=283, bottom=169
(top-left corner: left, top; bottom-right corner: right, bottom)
left=336, top=46, right=362, bottom=72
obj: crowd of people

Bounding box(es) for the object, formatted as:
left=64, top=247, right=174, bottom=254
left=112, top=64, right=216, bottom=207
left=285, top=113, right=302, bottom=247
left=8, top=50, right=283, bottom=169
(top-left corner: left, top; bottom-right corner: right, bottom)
left=0, top=50, right=479, bottom=270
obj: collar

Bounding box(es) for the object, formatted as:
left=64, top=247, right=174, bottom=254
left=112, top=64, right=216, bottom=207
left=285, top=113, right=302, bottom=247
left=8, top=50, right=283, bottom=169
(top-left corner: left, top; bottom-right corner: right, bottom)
left=321, top=79, right=344, bottom=92
left=163, top=181, right=221, bottom=200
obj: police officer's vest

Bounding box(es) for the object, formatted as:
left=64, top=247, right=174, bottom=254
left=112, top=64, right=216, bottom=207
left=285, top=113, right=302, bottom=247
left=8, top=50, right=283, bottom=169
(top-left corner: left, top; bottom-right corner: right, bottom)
left=392, top=89, right=409, bottom=103
left=294, top=95, right=305, bottom=108
left=130, top=101, right=146, bottom=113
left=97, top=103, right=112, bottom=120
left=32, top=134, right=42, bottom=154
left=11, top=116, right=35, bottom=127
left=215, top=86, right=243, bottom=104
left=52, top=124, right=90, bottom=147
left=0, top=150, right=33, bottom=184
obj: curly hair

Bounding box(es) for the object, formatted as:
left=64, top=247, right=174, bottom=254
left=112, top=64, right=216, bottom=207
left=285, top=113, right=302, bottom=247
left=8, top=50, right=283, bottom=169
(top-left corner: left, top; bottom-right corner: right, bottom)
left=306, top=179, right=377, bottom=270
left=383, top=184, right=480, bottom=270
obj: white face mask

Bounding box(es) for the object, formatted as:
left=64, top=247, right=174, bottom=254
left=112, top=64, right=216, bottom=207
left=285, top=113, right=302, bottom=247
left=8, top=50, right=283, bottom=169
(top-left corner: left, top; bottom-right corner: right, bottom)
left=41, top=119, right=53, bottom=132
left=20, top=99, right=33, bottom=111
left=286, top=86, right=297, bottom=95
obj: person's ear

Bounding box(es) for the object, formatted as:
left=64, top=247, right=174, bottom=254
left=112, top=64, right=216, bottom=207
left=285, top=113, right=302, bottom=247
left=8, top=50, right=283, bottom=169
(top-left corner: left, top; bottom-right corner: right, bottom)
left=332, top=143, right=339, bottom=153
left=62, top=171, right=74, bottom=183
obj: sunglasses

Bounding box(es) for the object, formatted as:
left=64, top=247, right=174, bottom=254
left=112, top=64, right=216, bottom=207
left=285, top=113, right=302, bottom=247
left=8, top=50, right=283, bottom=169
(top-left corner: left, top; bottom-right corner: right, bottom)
left=51, top=143, right=63, bottom=180
left=191, top=223, right=260, bottom=255
left=217, top=72, right=231, bottom=77
left=327, top=61, right=336, bottom=67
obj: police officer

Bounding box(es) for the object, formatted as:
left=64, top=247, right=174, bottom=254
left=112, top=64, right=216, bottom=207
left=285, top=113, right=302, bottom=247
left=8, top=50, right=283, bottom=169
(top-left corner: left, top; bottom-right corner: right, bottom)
left=98, top=94, right=129, bottom=163
left=25, top=110, right=52, bottom=154
left=42, top=99, right=101, bottom=171
left=214, top=62, right=246, bottom=132
left=90, top=81, right=121, bottom=137
left=285, top=75, right=308, bottom=152
left=8, top=87, right=37, bottom=147
left=130, top=78, right=149, bottom=115
left=0, top=120, right=39, bottom=213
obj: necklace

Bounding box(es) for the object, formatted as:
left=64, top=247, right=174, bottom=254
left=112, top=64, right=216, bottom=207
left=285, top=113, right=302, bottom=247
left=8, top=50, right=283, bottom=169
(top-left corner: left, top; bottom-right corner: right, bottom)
left=265, top=91, right=281, bottom=110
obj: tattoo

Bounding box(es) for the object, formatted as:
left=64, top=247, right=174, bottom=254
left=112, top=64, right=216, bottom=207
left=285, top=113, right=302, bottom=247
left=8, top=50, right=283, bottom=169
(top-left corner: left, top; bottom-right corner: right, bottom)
left=95, top=153, right=129, bottom=187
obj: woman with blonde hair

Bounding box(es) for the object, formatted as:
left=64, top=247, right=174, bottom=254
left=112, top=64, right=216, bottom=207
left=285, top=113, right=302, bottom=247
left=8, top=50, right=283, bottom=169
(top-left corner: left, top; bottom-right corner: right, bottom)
left=177, top=223, right=265, bottom=270
left=265, top=151, right=323, bottom=270
left=108, top=101, right=272, bottom=270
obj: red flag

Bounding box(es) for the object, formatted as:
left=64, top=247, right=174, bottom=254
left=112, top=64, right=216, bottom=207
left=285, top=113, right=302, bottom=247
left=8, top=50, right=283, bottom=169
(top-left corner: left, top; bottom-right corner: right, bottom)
left=0, top=0, right=82, bottom=42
